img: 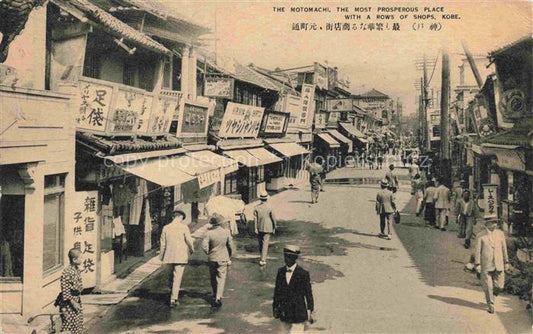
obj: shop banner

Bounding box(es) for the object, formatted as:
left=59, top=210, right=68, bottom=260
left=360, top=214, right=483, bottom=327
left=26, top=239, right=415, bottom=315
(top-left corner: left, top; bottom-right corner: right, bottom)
left=176, top=101, right=209, bottom=136
left=314, top=112, right=327, bottom=129
left=260, top=111, right=289, bottom=136
left=76, top=81, right=114, bottom=132
left=283, top=94, right=302, bottom=127
left=197, top=169, right=221, bottom=189
left=328, top=111, right=340, bottom=124
left=111, top=88, right=148, bottom=133
left=71, top=191, right=99, bottom=288
left=218, top=102, right=265, bottom=138
left=482, top=184, right=499, bottom=219
left=299, top=84, right=315, bottom=128
left=313, top=63, right=328, bottom=90
left=205, top=77, right=234, bottom=99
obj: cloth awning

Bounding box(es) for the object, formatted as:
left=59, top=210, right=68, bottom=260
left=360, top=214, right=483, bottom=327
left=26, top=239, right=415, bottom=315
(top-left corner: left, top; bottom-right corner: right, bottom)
left=186, top=150, right=239, bottom=174
left=317, top=133, right=341, bottom=148
left=339, top=122, right=367, bottom=139
left=268, top=142, right=310, bottom=157
left=115, top=156, right=194, bottom=187
left=327, top=130, right=353, bottom=153
left=223, top=149, right=262, bottom=167
left=247, top=147, right=283, bottom=165
left=168, top=155, right=220, bottom=188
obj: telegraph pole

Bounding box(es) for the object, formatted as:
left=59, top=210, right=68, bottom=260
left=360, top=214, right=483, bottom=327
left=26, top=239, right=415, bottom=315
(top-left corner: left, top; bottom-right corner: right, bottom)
left=422, top=54, right=429, bottom=152
left=440, top=49, right=451, bottom=187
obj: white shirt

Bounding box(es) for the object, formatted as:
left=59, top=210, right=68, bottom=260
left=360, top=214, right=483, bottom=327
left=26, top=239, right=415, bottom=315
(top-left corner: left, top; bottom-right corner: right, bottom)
left=286, top=264, right=297, bottom=284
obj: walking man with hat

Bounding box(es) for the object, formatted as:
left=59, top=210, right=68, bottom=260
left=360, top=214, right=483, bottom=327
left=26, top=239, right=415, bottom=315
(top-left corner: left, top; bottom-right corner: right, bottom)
left=475, top=219, right=510, bottom=314
left=376, top=179, right=396, bottom=240
left=159, top=210, right=194, bottom=307
left=273, top=245, right=315, bottom=333
left=254, top=191, right=277, bottom=266
left=202, top=214, right=234, bottom=307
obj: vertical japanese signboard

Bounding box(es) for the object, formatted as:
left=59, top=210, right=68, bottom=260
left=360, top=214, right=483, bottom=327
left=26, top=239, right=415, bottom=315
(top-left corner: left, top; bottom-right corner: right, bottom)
left=299, top=84, right=315, bottom=128
left=76, top=82, right=113, bottom=132
left=483, top=184, right=499, bottom=219
left=218, top=102, right=264, bottom=138
left=313, top=63, right=328, bottom=90
left=72, top=191, right=98, bottom=288
left=149, top=94, right=179, bottom=134
left=314, top=112, right=327, bottom=129
left=283, top=94, right=301, bottom=126
left=110, top=88, right=150, bottom=133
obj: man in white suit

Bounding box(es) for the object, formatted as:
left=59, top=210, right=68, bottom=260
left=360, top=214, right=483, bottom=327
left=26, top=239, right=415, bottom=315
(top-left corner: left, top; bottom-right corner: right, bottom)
left=475, top=219, right=510, bottom=314
left=433, top=178, right=451, bottom=231
left=160, top=210, right=194, bottom=307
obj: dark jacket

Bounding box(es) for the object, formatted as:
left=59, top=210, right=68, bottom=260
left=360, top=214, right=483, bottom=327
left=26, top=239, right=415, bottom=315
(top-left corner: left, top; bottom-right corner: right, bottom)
left=273, top=265, right=314, bottom=323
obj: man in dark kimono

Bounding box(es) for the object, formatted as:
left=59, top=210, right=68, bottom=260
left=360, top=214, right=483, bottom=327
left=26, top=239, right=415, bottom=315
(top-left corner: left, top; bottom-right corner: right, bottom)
left=273, top=245, right=314, bottom=333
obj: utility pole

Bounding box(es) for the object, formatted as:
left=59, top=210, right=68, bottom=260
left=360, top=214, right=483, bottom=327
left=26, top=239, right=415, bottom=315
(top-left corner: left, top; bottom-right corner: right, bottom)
left=420, top=77, right=425, bottom=151
left=461, top=40, right=483, bottom=88
left=440, top=48, right=451, bottom=187
left=422, top=54, right=429, bottom=152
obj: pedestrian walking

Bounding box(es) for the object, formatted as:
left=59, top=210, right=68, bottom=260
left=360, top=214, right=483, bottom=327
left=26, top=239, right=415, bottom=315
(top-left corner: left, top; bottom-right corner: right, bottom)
left=422, top=181, right=437, bottom=226
left=385, top=164, right=398, bottom=189
left=376, top=179, right=396, bottom=240
left=202, top=214, right=234, bottom=307
left=433, top=178, right=452, bottom=231
left=309, top=172, right=321, bottom=204
left=457, top=190, right=480, bottom=248
left=273, top=245, right=315, bottom=333
left=58, top=248, right=84, bottom=334
left=409, top=160, right=420, bottom=195
left=377, top=151, right=384, bottom=170
left=254, top=191, right=277, bottom=266
left=159, top=209, right=194, bottom=307
left=475, top=220, right=510, bottom=314
left=368, top=151, right=375, bottom=170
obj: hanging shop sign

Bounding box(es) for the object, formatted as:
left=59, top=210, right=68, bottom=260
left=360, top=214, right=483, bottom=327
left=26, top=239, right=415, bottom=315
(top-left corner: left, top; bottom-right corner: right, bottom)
left=170, top=92, right=185, bottom=121
left=327, top=98, right=354, bottom=112
left=110, top=88, right=151, bottom=133
left=328, top=111, right=340, bottom=124
left=75, top=81, right=114, bottom=132
left=197, top=169, right=221, bottom=189
left=176, top=101, right=209, bottom=136
left=71, top=191, right=99, bottom=288
left=482, top=184, right=499, bottom=219
left=205, top=77, right=234, bottom=99
left=314, top=111, right=327, bottom=129
left=218, top=102, right=265, bottom=138
left=283, top=94, right=302, bottom=127
left=260, top=110, right=289, bottom=137
left=313, top=63, right=328, bottom=90
left=327, top=67, right=338, bottom=90
left=299, top=84, right=315, bottom=128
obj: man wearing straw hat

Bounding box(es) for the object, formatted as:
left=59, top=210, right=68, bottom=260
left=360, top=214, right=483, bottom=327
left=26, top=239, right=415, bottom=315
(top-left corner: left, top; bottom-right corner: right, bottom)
left=273, top=245, right=315, bottom=333
left=376, top=179, right=395, bottom=240
left=159, top=210, right=194, bottom=308
left=202, top=214, right=234, bottom=307
left=475, top=219, right=510, bottom=314
left=254, top=191, right=277, bottom=266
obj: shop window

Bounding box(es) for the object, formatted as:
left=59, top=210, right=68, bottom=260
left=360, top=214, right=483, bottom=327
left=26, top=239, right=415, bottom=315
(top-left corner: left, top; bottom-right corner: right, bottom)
left=0, top=195, right=24, bottom=280
left=257, top=166, right=265, bottom=183
left=163, top=57, right=172, bottom=89
left=224, top=171, right=238, bottom=194
left=172, top=56, right=182, bottom=91
left=43, top=174, right=66, bottom=274
left=243, top=90, right=250, bottom=105
left=123, top=60, right=136, bottom=87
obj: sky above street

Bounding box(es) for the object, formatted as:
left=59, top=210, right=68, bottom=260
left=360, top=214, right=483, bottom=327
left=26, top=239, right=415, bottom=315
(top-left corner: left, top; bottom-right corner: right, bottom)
left=172, top=1, right=531, bottom=114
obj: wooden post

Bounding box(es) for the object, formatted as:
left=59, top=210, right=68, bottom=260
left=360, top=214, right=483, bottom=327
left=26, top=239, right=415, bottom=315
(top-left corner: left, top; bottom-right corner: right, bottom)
left=440, top=49, right=452, bottom=187
left=423, top=55, right=429, bottom=152
left=461, top=40, right=483, bottom=88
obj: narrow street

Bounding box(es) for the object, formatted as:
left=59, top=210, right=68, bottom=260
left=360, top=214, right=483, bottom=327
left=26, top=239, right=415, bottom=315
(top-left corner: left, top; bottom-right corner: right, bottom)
left=87, top=171, right=531, bottom=334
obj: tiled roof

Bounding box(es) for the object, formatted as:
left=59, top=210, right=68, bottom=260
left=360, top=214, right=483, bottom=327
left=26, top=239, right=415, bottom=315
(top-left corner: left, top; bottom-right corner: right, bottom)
left=356, top=89, right=390, bottom=99
left=489, top=35, right=533, bottom=60
left=199, top=51, right=280, bottom=91
left=249, top=65, right=299, bottom=95
left=77, top=132, right=181, bottom=155
left=481, top=119, right=533, bottom=148
left=53, top=0, right=171, bottom=55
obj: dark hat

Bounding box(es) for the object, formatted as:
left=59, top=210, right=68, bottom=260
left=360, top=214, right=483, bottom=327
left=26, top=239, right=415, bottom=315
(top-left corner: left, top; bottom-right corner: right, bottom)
left=172, top=209, right=186, bottom=219
left=283, top=245, right=301, bottom=255
left=259, top=191, right=269, bottom=200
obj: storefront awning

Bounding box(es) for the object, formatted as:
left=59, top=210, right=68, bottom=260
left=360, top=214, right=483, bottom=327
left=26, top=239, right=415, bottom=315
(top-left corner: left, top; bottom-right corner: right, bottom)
left=247, top=147, right=283, bottom=165
left=186, top=150, right=239, bottom=174
left=116, top=156, right=194, bottom=187
left=268, top=142, right=310, bottom=157
left=223, top=149, right=262, bottom=167
left=339, top=122, right=367, bottom=141
left=317, top=133, right=341, bottom=148
left=327, top=130, right=353, bottom=153
left=168, top=155, right=221, bottom=188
